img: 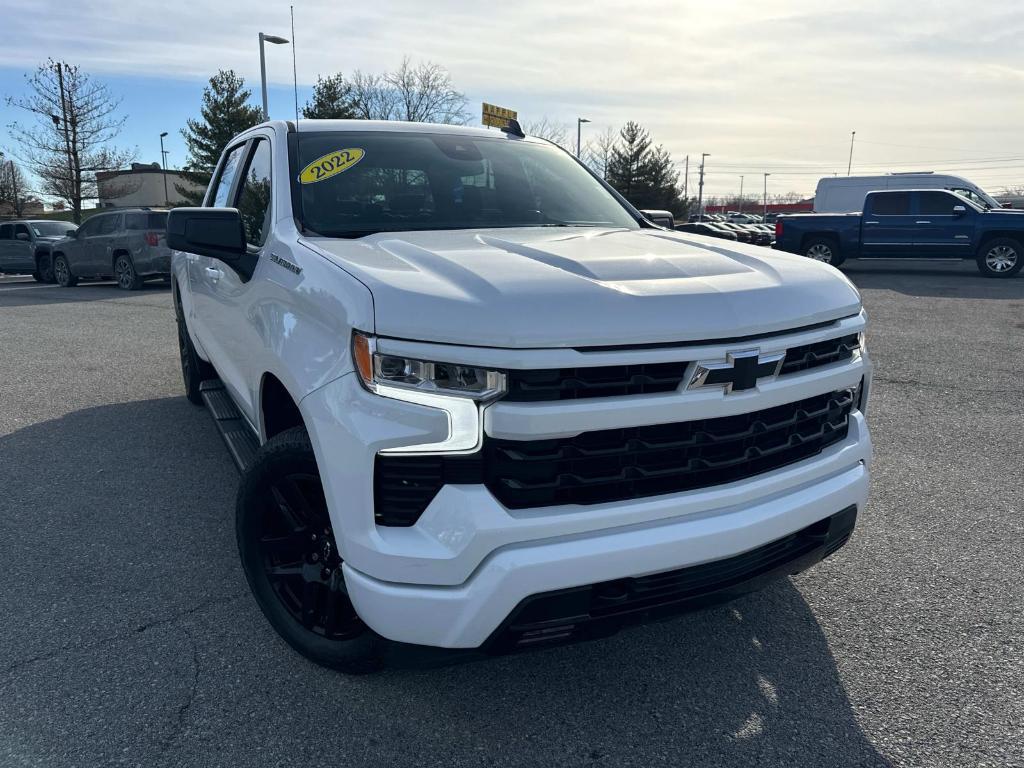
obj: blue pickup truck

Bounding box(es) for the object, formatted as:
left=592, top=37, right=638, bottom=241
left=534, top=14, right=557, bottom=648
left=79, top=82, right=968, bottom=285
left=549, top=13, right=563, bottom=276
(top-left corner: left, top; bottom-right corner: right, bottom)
left=774, top=189, right=1024, bottom=278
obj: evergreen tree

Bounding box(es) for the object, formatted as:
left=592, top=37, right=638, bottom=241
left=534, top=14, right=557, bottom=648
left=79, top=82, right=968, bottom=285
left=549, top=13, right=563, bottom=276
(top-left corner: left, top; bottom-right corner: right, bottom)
left=606, top=121, right=685, bottom=217
left=302, top=73, right=357, bottom=120
left=177, top=70, right=262, bottom=204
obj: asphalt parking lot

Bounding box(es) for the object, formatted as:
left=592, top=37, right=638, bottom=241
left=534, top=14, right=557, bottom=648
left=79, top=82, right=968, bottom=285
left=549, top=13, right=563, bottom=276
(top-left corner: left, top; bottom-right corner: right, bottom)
left=1, top=261, right=1021, bottom=768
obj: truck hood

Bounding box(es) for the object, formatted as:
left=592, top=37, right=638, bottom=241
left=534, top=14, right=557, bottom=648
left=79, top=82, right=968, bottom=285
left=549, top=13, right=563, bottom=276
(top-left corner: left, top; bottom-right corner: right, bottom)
left=304, top=228, right=861, bottom=348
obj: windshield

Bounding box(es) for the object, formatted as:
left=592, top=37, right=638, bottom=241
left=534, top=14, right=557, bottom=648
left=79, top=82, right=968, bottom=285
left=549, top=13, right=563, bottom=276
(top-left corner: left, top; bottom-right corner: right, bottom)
left=292, top=131, right=639, bottom=237
left=949, top=186, right=999, bottom=210
left=30, top=221, right=77, bottom=237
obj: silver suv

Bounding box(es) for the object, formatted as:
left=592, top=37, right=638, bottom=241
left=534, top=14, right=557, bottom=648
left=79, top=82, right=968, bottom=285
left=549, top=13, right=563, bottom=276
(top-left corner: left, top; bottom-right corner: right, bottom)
left=50, top=208, right=171, bottom=290
left=0, top=220, right=79, bottom=282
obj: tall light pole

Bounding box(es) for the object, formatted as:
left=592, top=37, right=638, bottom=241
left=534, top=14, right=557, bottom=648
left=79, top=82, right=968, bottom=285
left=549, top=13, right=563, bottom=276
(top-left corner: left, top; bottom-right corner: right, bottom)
left=847, top=130, right=856, bottom=176
left=159, top=132, right=169, bottom=207
left=259, top=32, right=290, bottom=121
left=576, top=117, right=591, bottom=158
left=738, top=175, right=744, bottom=215
left=763, top=172, right=771, bottom=220
left=696, top=153, right=709, bottom=221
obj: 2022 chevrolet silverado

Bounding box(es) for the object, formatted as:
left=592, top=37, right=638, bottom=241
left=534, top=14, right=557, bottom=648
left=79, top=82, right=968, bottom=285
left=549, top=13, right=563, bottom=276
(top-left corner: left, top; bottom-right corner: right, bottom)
left=168, top=120, right=872, bottom=671
left=774, top=189, right=1024, bottom=278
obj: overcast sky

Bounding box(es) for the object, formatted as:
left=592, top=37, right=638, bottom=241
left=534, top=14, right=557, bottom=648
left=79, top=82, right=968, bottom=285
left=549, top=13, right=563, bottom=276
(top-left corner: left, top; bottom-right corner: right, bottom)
left=2, top=0, right=1023, bottom=198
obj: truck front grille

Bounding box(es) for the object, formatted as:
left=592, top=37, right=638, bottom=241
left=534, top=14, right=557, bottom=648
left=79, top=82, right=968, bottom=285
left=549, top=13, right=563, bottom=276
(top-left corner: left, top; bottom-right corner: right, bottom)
left=504, top=333, right=859, bottom=402
left=374, top=388, right=855, bottom=525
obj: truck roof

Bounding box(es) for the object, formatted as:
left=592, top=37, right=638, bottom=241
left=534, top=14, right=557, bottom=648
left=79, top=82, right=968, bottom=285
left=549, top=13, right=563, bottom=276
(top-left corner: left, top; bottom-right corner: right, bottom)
left=286, top=118, right=546, bottom=143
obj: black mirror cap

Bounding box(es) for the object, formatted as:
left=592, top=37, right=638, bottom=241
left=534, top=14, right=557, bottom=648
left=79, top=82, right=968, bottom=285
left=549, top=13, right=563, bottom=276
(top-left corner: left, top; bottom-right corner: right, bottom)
left=167, top=207, right=246, bottom=261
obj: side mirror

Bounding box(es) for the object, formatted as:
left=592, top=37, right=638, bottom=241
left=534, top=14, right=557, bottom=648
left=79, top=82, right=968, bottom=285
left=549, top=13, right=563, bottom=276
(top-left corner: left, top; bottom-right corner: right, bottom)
left=952, top=205, right=967, bottom=217
left=167, top=207, right=246, bottom=262
left=16, top=232, right=29, bottom=241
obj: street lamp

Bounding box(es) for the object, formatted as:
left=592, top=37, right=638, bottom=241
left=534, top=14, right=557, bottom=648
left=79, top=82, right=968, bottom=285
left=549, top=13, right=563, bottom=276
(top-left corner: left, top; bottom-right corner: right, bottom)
left=159, top=132, right=169, bottom=207
left=763, top=172, right=771, bottom=220
left=259, top=32, right=290, bottom=120
left=576, top=117, right=591, bottom=158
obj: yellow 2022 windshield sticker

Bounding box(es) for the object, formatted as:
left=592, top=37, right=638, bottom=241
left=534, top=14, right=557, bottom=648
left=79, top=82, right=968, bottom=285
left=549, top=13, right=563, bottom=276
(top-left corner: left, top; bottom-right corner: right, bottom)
left=298, top=148, right=365, bottom=184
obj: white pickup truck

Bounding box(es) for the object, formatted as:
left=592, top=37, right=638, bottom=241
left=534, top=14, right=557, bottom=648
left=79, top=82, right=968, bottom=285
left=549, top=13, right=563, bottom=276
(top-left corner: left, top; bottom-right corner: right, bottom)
left=168, top=119, right=872, bottom=672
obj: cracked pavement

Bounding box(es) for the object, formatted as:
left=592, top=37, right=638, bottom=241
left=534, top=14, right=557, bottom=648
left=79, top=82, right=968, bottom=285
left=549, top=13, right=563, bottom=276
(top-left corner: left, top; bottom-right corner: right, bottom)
left=0, top=260, right=1021, bottom=767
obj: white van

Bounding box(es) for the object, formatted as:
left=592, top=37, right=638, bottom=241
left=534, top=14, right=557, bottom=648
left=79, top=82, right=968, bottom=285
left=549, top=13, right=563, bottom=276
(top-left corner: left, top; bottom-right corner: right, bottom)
left=814, top=173, right=1002, bottom=213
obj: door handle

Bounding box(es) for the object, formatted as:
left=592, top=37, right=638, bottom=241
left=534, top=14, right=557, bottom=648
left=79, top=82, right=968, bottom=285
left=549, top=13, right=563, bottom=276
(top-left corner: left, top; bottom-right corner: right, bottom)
left=915, top=220, right=931, bottom=224
left=865, top=221, right=879, bottom=225
left=204, top=266, right=223, bottom=280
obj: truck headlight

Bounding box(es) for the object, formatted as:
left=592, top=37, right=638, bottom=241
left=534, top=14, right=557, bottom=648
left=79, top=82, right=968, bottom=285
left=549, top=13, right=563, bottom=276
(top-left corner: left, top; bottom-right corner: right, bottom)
left=352, top=332, right=506, bottom=454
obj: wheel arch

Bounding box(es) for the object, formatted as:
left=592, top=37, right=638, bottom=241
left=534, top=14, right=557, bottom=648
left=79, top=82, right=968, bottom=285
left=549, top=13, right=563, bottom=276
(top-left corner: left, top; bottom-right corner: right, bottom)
left=800, top=232, right=841, bottom=253
left=111, top=248, right=131, bottom=270
left=259, top=372, right=306, bottom=443
left=976, top=231, right=1023, bottom=253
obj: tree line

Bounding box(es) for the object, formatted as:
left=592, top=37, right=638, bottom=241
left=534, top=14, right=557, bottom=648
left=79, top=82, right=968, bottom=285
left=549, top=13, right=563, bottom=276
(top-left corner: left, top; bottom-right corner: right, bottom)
left=1, top=57, right=783, bottom=223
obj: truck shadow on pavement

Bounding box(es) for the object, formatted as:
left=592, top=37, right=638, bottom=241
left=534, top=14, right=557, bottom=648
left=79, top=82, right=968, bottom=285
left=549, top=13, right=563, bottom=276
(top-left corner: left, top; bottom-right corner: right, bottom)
left=0, top=396, right=892, bottom=768
left=840, top=259, right=1024, bottom=300
left=0, top=280, right=169, bottom=309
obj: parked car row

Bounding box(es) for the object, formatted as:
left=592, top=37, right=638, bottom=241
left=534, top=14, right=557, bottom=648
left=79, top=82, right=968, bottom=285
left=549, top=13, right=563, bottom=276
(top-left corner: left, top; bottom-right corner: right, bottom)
left=0, top=208, right=172, bottom=289
left=676, top=218, right=775, bottom=246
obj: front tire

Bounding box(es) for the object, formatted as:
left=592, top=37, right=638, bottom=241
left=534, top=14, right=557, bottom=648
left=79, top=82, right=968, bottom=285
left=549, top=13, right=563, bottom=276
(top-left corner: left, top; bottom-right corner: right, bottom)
left=976, top=238, right=1023, bottom=278
left=802, top=237, right=846, bottom=267
left=114, top=253, right=143, bottom=290
left=236, top=427, right=382, bottom=673
left=36, top=253, right=55, bottom=283
left=53, top=254, right=77, bottom=287
left=173, top=282, right=214, bottom=405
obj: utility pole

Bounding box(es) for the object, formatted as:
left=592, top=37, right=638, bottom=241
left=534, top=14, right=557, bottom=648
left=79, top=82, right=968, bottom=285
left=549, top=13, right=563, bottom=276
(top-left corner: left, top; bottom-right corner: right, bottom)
left=847, top=130, right=856, bottom=176
left=683, top=154, right=689, bottom=200
left=738, top=175, right=744, bottom=215
left=696, top=153, right=709, bottom=221
left=763, top=173, right=771, bottom=220
left=159, top=132, right=170, bottom=207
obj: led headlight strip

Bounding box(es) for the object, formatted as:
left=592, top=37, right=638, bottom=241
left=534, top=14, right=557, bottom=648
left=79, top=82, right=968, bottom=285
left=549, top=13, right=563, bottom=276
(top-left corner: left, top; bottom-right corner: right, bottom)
left=352, top=332, right=506, bottom=455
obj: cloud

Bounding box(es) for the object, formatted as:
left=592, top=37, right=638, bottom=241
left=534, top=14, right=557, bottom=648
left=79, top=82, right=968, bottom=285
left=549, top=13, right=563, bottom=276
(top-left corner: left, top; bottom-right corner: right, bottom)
left=1, top=0, right=1022, bottom=195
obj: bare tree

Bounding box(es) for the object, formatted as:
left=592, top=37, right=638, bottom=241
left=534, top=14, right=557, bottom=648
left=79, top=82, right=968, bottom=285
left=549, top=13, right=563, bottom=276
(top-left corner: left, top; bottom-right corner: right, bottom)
left=350, top=58, right=470, bottom=124
left=523, top=117, right=571, bottom=150
left=0, top=156, right=32, bottom=217
left=6, top=60, right=134, bottom=223
left=584, top=126, right=618, bottom=180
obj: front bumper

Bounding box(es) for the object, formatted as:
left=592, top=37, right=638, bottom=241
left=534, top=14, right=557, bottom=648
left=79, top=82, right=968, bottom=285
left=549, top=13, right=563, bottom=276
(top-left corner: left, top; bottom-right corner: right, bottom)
left=341, top=454, right=867, bottom=648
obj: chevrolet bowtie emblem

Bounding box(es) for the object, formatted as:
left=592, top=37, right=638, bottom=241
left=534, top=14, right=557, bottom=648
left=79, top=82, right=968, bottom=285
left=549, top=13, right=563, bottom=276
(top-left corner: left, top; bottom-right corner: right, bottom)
left=688, top=349, right=785, bottom=394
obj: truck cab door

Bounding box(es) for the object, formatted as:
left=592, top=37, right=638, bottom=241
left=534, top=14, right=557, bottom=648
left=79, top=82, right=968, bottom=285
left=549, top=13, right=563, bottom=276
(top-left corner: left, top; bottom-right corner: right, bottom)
left=12, top=224, right=35, bottom=272
left=188, top=140, right=248, bottom=379
left=913, top=191, right=975, bottom=258
left=861, top=192, right=916, bottom=257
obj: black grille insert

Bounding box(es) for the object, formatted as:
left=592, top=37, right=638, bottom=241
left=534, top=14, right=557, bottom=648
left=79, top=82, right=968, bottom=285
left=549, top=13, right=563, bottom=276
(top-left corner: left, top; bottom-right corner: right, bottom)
left=374, top=389, right=854, bottom=524
left=504, top=333, right=859, bottom=402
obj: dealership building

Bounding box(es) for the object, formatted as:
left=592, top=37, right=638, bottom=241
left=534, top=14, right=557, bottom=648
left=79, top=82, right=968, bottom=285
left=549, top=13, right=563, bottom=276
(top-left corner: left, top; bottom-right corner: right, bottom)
left=96, top=163, right=205, bottom=208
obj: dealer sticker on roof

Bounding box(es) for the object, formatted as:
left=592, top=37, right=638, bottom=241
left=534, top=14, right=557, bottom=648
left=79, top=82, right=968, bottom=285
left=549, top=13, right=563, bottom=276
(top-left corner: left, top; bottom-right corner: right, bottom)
left=298, top=148, right=365, bottom=184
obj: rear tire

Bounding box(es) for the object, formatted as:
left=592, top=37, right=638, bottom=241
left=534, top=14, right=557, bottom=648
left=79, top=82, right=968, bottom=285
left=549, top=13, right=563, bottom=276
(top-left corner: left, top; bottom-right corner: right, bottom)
left=114, top=253, right=143, bottom=290
left=236, top=427, right=383, bottom=673
left=802, top=237, right=845, bottom=267
left=53, top=254, right=77, bottom=287
left=976, top=237, right=1022, bottom=278
left=173, top=281, right=215, bottom=405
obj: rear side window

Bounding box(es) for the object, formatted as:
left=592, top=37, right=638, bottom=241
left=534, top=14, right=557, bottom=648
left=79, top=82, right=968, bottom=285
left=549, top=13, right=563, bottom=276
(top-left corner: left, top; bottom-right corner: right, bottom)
left=125, top=213, right=168, bottom=230
left=918, top=192, right=960, bottom=216
left=0, top=225, right=11, bottom=240
left=211, top=144, right=247, bottom=207
left=236, top=139, right=272, bottom=247
left=870, top=193, right=910, bottom=216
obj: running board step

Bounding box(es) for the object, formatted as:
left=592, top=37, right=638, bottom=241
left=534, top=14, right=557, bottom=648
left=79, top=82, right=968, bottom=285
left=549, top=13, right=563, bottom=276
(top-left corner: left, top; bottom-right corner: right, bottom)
left=200, top=379, right=260, bottom=473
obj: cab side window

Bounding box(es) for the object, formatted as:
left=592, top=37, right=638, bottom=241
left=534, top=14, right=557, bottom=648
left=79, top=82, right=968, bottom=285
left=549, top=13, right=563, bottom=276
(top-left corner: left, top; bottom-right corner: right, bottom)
left=210, top=144, right=246, bottom=208
left=870, top=193, right=910, bottom=216
left=76, top=218, right=100, bottom=238
left=0, top=224, right=12, bottom=240
left=918, top=192, right=960, bottom=216
left=236, top=139, right=273, bottom=247
left=14, top=224, right=31, bottom=240
left=97, top=215, right=121, bottom=235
